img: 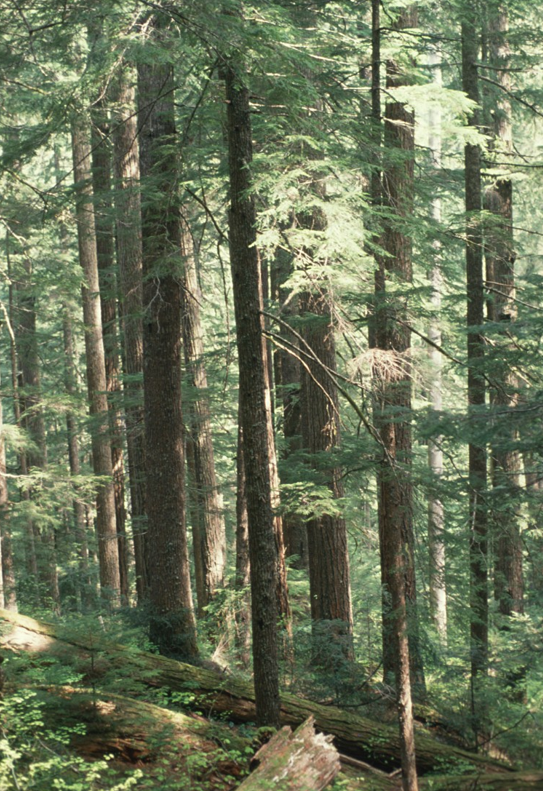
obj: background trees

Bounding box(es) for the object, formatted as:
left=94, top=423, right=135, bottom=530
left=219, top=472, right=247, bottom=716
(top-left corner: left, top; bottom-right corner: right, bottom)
left=1, top=0, right=543, bottom=772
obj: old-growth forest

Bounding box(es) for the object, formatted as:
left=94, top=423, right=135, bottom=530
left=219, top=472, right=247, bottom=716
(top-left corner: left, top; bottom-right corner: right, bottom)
left=1, top=0, right=543, bottom=789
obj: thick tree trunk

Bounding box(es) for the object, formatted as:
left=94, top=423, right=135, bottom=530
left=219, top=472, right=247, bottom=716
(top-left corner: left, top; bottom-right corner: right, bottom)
left=90, top=105, right=129, bottom=604
left=462, top=18, right=489, bottom=739
left=71, top=117, right=121, bottom=606
left=300, top=285, right=353, bottom=660
left=0, top=609, right=513, bottom=777
left=137, top=17, right=198, bottom=660
left=426, top=47, right=447, bottom=644
left=111, top=67, right=148, bottom=603
left=225, top=63, right=282, bottom=726
left=179, top=220, right=226, bottom=615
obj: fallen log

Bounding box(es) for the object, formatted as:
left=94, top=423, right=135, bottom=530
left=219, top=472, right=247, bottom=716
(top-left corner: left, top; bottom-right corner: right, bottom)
left=0, top=609, right=512, bottom=776
left=237, top=717, right=340, bottom=790
left=420, top=772, right=543, bottom=790
left=2, top=685, right=250, bottom=789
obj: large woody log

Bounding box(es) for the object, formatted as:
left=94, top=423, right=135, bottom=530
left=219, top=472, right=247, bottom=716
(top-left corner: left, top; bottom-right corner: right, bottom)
left=0, top=610, right=512, bottom=776
left=238, top=717, right=340, bottom=791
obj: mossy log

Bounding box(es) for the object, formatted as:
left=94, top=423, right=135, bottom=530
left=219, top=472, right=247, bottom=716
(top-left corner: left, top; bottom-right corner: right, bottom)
left=237, top=716, right=340, bottom=790
left=420, top=772, right=543, bottom=790
left=5, top=685, right=251, bottom=789
left=0, top=610, right=512, bottom=776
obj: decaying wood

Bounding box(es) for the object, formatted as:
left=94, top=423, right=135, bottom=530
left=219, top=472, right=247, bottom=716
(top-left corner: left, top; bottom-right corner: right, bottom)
left=0, top=610, right=512, bottom=776
left=237, top=716, right=339, bottom=790
left=422, top=772, right=543, bottom=790
left=3, top=684, right=249, bottom=789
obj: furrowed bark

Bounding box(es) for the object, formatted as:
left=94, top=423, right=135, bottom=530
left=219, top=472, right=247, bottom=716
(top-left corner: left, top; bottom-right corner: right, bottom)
left=137, top=14, right=198, bottom=659
left=224, top=62, right=282, bottom=726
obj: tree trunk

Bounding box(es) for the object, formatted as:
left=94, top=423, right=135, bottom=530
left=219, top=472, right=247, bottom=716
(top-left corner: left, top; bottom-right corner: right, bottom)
left=234, top=421, right=251, bottom=666
left=426, top=46, right=447, bottom=644
left=71, top=117, right=121, bottom=607
left=0, top=367, right=17, bottom=612
left=462, top=17, right=489, bottom=741
left=300, top=284, right=353, bottom=661
left=484, top=5, right=523, bottom=621
left=15, top=251, right=60, bottom=610
left=370, top=4, right=420, bottom=789
left=179, top=218, right=226, bottom=616
left=224, top=62, right=282, bottom=726
left=6, top=242, right=38, bottom=593
left=270, top=248, right=307, bottom=568
left=137, top=16, right=198, bottom=660
left=63, top=313, right=94, bottom=610
left=90, top=101, right=130, bottom=605
left=372, top=5, right=424, bottom=698
left=111, top=66, right=148, bottom=603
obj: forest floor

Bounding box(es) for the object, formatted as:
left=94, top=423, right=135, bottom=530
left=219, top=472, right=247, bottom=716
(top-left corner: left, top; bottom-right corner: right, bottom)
left=1, top=609, right=543, bottom=791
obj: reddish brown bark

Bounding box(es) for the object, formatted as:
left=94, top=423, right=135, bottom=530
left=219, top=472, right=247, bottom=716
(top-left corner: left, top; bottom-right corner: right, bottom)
left=300, top=284, right=353, bottom=660
left=179, top=219, right=226, bottom=616
left=370, top=4, right=420, bottom=789
left=372, top=4, right=424, bottom=694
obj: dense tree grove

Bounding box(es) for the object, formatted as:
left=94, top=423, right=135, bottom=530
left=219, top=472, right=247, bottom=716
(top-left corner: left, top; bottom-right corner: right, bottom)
left=2, top=1, right=543, bottom=789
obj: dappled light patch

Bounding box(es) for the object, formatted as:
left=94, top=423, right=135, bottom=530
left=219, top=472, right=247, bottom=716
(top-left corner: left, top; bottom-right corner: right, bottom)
left=2, top=624, right=55, bottom=653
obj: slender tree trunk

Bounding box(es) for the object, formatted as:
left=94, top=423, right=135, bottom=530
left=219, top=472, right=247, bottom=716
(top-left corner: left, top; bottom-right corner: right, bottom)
left=462, top=16, right=489, bottom=742
left=225, top=62, right=282, bottom=726
left=137, top=16, right=198, bottom=660
left=370, top=3, right=419, bottom=788
left=55, top=148, right=94, bottom=609
left=484, top=6, right=523, bottom=620
left=63, top=313, right=94, bottom=609
left=234, top=421, right=251, bottom=666
left=15, top=251, right=60, bottom=610
left=72, top=117, right=121, bottom=607
left=0, top=366, right=17, bottom=612
left=372, top=4, right=424, bottom=694
left=90, top=93, right=130, bottom=604
left=179, top=220, right=226, bottom=616
left=270, top=249, right=307, bottom=568
left=6, top=243, right=38, bottom=593
left=426, top=47, right=447, bottom=644
left=111, top=66, right=148, bottom=603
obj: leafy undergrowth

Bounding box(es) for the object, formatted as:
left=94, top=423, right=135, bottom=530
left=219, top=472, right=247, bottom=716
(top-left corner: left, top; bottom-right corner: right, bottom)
left=0, top=685, right=253, bottom=791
